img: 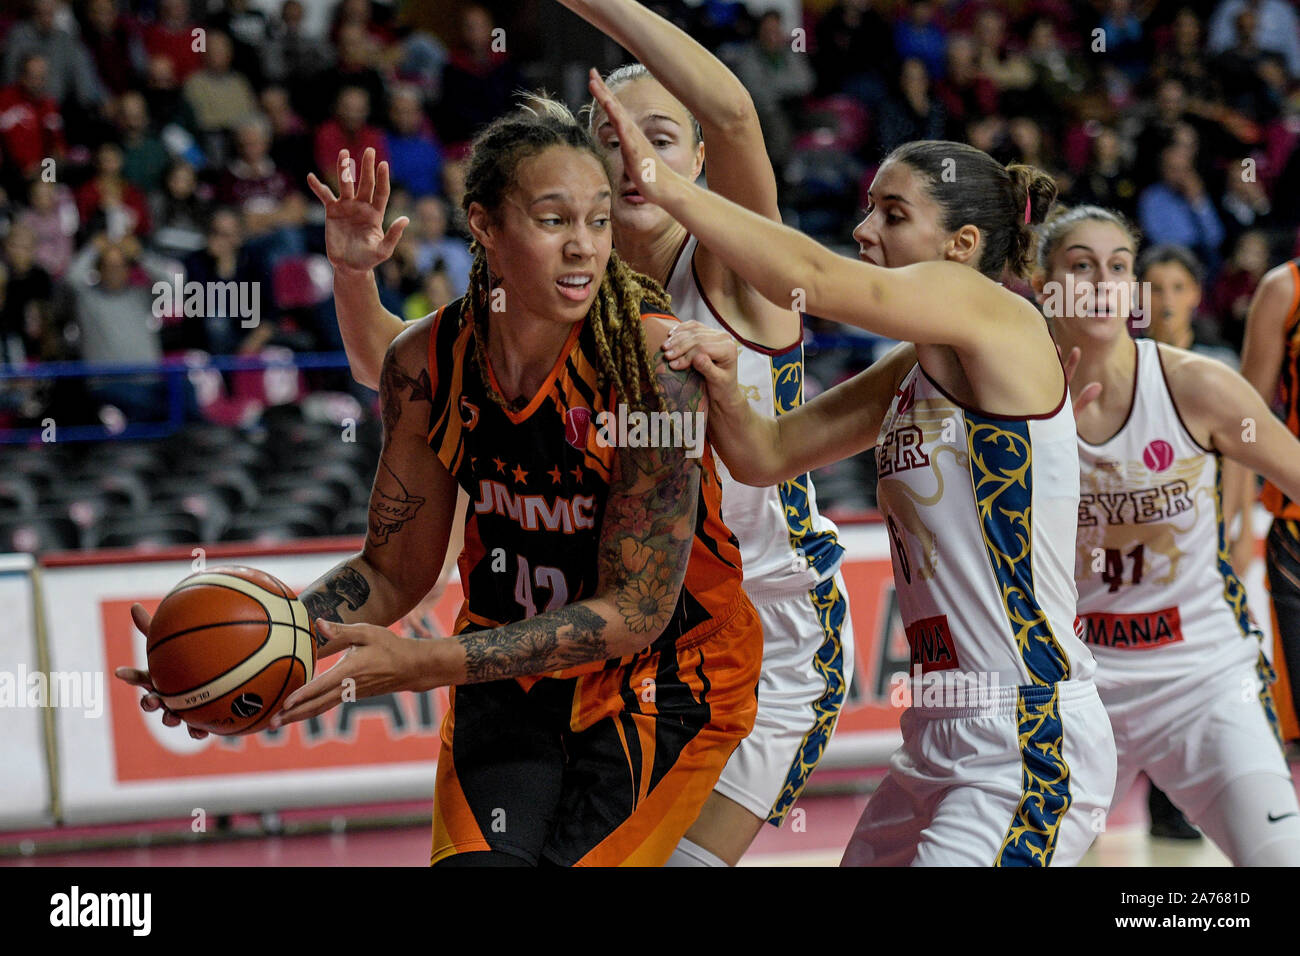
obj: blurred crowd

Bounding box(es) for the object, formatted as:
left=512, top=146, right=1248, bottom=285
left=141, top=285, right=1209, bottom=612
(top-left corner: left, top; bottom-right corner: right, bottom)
left=0, top=0, right=1297, bottom=431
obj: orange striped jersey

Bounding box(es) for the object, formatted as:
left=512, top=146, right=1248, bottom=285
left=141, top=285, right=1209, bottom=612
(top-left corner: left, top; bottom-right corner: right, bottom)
left=1263, top=259, right=1300, bottom=519
left=424, top=297, right=749, bottom=680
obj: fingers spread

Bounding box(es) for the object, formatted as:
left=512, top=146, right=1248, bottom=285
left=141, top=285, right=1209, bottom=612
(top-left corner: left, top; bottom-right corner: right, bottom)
left=306, top=171, right=337, bottom=205
left=358, top=147, right=376, bottom=204
left=374, top=159, right=391, bottom=211
left=338, top=149, right=355, bottom=201
left=379, top=216, right=409, bottom=257
left=130, top=603, right=152, bottom=636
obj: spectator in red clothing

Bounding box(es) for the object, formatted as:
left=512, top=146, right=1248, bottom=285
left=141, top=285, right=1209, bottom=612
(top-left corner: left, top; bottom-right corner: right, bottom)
left=1209, top=229, right=1271, bottom=350
left=314, top=86, right=387, bottom=193
left=79, top=0, right=146, bottom=97
left=435, top=4, right=526, bottom=146
left=0, top=53, right=65, bottom=188
left=2, top=0, right=105, bottom=112
left=218, top=115, right=307, bottom=238
left=75, top=141, right=152, bottom=241
left=307, top=23, right=387, bottom=126
left=143, top=0, right=203, bottom=85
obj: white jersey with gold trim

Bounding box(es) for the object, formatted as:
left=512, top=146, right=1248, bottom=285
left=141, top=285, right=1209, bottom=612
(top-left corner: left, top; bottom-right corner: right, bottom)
left=875, top=360, right=1094, bottom=689
left=665, top=235, right=844, bottom=599
left=1075, top=338, right=1260, bottom=686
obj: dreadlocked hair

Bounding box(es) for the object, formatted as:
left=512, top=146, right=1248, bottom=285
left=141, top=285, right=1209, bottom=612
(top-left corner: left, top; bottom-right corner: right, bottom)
left=460, top=93, right=672, bottom=414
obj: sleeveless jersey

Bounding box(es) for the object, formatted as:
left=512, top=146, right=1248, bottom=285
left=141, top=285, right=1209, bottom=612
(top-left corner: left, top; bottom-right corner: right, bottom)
left=874, top=360, right=1092, bottom=688
left=424, top=298, right=749, bottom=680
left=665, top=235, right=844, bottom=599
left=1262, top=258, right=1300, bottom=519
left=1076, top=338, right=1260, bottom=684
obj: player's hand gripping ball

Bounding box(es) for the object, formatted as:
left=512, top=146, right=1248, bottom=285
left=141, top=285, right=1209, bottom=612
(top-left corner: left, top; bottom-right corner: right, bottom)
left=145, top=566, right=317, bottom=735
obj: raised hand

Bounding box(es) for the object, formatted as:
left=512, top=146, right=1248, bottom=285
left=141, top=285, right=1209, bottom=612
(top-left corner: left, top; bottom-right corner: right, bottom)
left=306, top=147, right=409, bottom=275
left=587, top=67, right=674, bottom=205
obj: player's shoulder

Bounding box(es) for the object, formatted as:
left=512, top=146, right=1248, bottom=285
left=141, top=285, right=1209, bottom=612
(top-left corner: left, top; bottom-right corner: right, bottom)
left=389, top=300, right=461, bottom=379
left=1260, top=258, right=1300, bottom=291
left=638, top=299, right=678, bottom=354
left=1252, top=260, right=1300, bottom=324
left=1155, top=340, right=1246, bottom=420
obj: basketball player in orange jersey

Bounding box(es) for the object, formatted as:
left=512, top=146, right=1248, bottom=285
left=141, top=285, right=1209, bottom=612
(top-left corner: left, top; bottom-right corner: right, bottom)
left=1030, top=204, right=1300, bottom=865
left=124, top=99, right=763, bottom=867
left=597, top=63, right=1117, bottom=864
left=319, top=0, right=854, bottom=867
left=1241, top=256, right=1300, bottom=747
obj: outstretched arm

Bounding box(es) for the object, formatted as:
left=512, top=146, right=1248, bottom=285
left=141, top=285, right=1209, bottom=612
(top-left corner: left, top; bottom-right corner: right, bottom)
left=568, top=0, right=798, bottom=347
left=664, top=321, right=916, bottom=484
left=1177, top=354, right=1300, bottom=505
left=587, top=69, right=1016, bottom=351
left=275, top=332, right=712, bottom=723
left=454, top=346, right=706, bottom=682
left=562, top=0, right=778, bottom=222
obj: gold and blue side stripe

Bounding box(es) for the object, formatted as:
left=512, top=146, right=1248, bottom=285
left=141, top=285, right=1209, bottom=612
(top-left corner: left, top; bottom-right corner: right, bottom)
left=963, top=412, right=1072, bottom=865
left=964, top=413, right=1069, bottom=685
left=771, top=343, right=844, bottom=579
left=1214, top=458, right=1259, bottom=640
left=996, top=683, right=1071, bottom=866
left=767, top=574, right=849, bottom=824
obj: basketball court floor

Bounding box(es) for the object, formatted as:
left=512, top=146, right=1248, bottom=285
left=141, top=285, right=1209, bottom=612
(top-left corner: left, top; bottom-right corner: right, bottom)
left=7, top=767, right=1277, bottom=867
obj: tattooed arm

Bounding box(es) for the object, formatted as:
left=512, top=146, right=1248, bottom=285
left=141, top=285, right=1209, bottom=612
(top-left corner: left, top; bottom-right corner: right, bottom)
left=299, top=316, right=459, bottom=640
left=274, top=321, right=709, bottom=724
left=417, top=320, right=707, bottom=686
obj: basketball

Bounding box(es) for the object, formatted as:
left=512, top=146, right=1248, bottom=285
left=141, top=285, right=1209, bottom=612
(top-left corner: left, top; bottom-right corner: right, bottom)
left=146, top=567, right=317, bottom=736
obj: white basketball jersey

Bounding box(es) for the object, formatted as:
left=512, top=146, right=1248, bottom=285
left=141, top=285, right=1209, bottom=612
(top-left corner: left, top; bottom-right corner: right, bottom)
left=875, top=360, right=1095, bottom=687
left=1075, top=338, right=1260, bottom=685
left=666, top=236, right=844, bottom=599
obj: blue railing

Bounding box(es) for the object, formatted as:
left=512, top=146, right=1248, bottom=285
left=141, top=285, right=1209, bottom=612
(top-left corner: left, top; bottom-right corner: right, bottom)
left=0, top=333, right=886, bottom=444
left=0, top=352, right=357, bottom=444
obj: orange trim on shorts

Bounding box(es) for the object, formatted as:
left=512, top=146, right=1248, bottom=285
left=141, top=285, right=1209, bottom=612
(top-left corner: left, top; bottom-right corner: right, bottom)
left=430, top=689, right=493, bottom=864
left=571, top=600, right=762, bottom=867
left=1269, top=572, right=1300, bottom=741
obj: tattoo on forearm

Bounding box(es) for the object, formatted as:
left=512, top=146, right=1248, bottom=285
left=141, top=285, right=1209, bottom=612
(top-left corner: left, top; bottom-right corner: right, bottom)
left=459, top=604, right=609, bottom=682
left=301, top=565, right=371, bottom=638
left=367, top=460, right=426, bottom=545
left=597, top=360, right=703, bottom=635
